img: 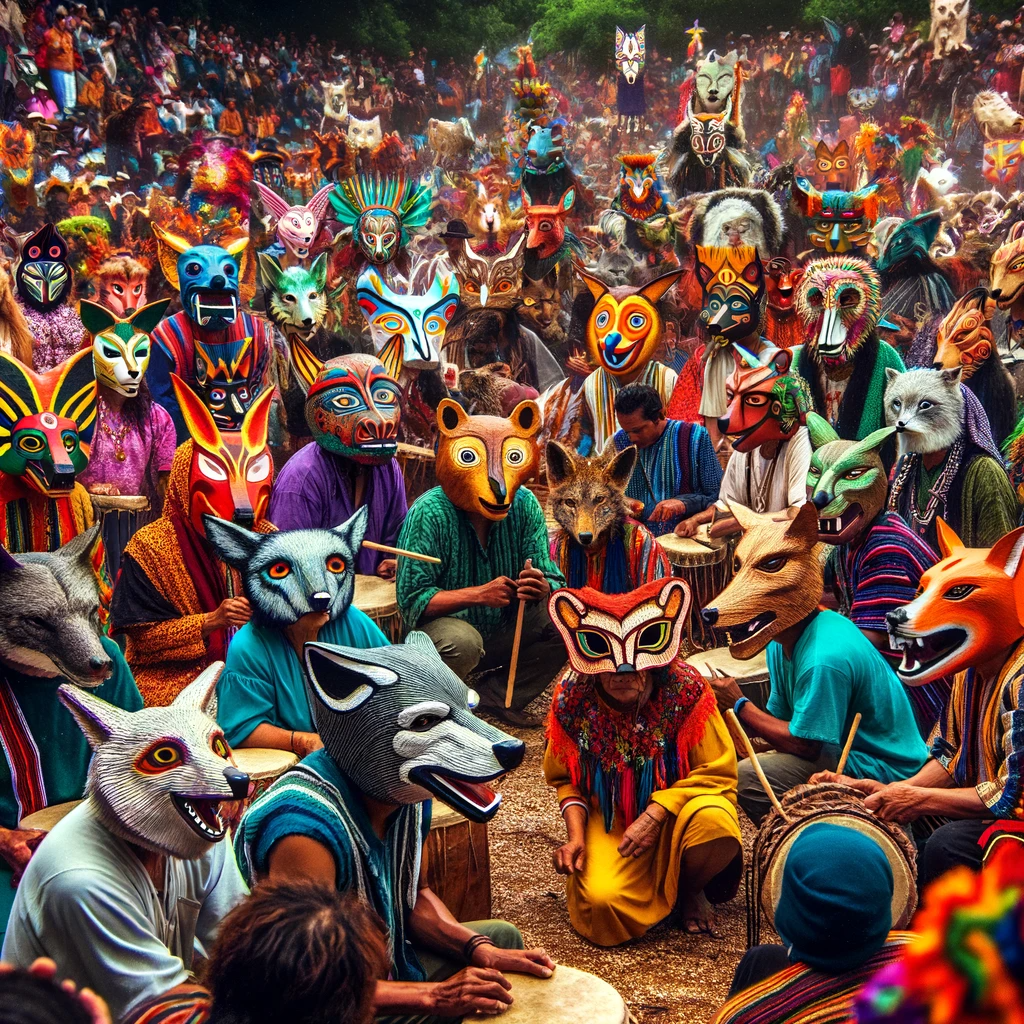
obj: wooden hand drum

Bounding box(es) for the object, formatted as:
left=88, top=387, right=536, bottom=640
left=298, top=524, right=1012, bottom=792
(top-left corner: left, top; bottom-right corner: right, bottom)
left=354, top=574, right=403, bottom=642
left=231, top=747, right=298, bottom=809
left=20, top=799, right=82, bottom=831
left=425, top=801, right=492, bottom=923
left=658, top=533, right=730, bottom=649
left=687, top=646, right=770, bottom=710
left=90, top=493, right=151, bottom=578
left=503, top=966, right=627, bottom=1024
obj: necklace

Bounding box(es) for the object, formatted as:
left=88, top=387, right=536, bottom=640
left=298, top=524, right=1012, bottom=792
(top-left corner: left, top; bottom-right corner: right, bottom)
left=888, top=438, right=964, bottom=533
left=100, top=401, right=130, bottom=463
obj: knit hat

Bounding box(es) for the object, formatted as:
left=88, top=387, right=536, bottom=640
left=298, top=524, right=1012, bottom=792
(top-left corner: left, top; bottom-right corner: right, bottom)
left=774, top=823, right=894, bottom=974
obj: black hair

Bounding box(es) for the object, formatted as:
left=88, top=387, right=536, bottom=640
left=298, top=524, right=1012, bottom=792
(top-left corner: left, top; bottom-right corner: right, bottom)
left=0, top=970, right=95, bottom=1024
left=614, top=382, right=664, bottom=422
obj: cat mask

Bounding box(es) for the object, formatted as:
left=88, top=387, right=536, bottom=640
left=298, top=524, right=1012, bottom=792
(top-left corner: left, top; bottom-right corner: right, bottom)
left=81, top=299, right=171, bottom=398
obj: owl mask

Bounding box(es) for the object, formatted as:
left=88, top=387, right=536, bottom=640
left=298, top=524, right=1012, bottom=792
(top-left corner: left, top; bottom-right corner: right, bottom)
left=811, top=140, right=853, bottom=191
left=720, top=346, right=810, bottom=452
left=435, top=398, right=540, bottom=521
left=615, top=26, right=646, bottom=84
left=451, top=235, right=526, bottom=309
left=614, top=154, right=666, bottom=223
left=695, top=245, right=766, bottom=341
left=16, top=224, right=72, bottom=312
left=81, top=298, right=171, bottom=397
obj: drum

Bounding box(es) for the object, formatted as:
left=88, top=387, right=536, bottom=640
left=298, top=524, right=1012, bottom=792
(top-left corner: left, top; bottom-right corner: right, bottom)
left=90, top=493, right=151, bottom=577
left=687, top=646, right=770, bottom=710
left=354, top=575, right=403, bottom=642
left=658, top=533, right=730, bottom=650
left=502, top=966, right=627, bottom=1024
left=425, top=801, right=492, bottom=924
left=20, top=799, right=81, bottom=832
left=231, top=748, right=298, bottom=809
left=397, top=441, right=436, bottom=505
left=747, top=782, right=918, bottom=948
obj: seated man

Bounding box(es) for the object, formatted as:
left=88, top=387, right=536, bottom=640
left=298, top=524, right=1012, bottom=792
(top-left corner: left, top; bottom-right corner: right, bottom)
left=826, top=520, right=1024, bottom=886
left=713, top=823, right=912, bottom=1024
left=610, top=383, right=722, bottom=538
left=396, top=400, right=565, bottom=726
left=235, top=635, right=554, bottom=1021
left=205, top=512, right=388, bottom=755
left=701, top=502, right=929, bottom=825
left=2, top=665, right=249, bottom=1022
left=545, top=579, right=741, bottom=943
left=0, top=528, right=142, bottom=942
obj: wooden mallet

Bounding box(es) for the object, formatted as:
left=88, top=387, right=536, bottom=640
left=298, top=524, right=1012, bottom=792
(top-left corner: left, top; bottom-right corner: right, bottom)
left=727, top=708, right=789, bottom=821
left=362, top=540, right=441, bottom=565
left=504, top=558, right=532, bottom=709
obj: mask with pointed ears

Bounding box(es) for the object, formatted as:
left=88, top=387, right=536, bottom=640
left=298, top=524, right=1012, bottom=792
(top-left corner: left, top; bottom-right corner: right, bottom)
left=450, top=234, right=526, bottom=310
left=615, top=25, right=646, bottom=84
left=793, top=178, right=879, bottom=255
left=258, top=252, right=329, bottom=342
left=254, top=181, right=335, bottom=262
left=720, top=346, right=810, bottom=452
left=812, top=140, right=853, bottom=190
left=933, top=288, right=996, bottom=379
left=695, top=244, right=765, bottom=341
left=81, top=298, right=171, bottom=398
left=522, top=185, right=575, bottom=260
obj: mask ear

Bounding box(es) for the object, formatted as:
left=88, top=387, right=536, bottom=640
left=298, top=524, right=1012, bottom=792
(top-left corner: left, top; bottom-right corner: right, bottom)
left=57, top=521, right=102, bottom=569
left=202, top=515, right=263, bottom=567
left=560, top=186, right=576, bottom=213
left=310, top=251, right=329, bottom=291
left=223, top=236, right=249, bottom=259
left=988, top=525, right=1024, bottom=578
left=304, top=642, right=398, bottom=713
left=785, top=500, right=822, bottom=548
left=332, top=504, right=370, bottom=553
left=79, top=299, right=117, bottom=336
left=805, top=411, right=840, bottom=448
left=884, top=366, right=901, bottom=386
left=57, top=683, right=127, bottom=750
left=510, top=399, right=542, bottom=438
left=727, top=500, right=761, bottom=533
left=287, top=336, right=325, bottom=396
left=151, top=224, right=190, bottom=290
left=438, top=397, right=469, bottom=435
left=127, top=297, right=172, bottom=335
left=545, top=440, right=576, bottom=487
left=173, top=661, right=223, bottom=717
left=574, top=262, right=609, bottom=301
left=257, top=252, right=284, bottom=291
left=171, top=372, right=221, bottom=451
left=253, top=180, right=290, bottom=220
left=604, top=444, right=637, bottom=490
left=940, top=366, right=963, bottom=387
left=935, top=517, right=965, bottom=558
left=638, top=268, right=684, bottom=304
left=548, top=588, right=585, bottom=631
left=240, top=386, right=275, bottom=453
left=49, top=349, right=97, bottom=442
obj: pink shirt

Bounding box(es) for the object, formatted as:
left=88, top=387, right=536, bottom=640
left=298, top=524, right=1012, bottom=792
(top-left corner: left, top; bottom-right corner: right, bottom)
left=79, top=400, right=177, bottom=498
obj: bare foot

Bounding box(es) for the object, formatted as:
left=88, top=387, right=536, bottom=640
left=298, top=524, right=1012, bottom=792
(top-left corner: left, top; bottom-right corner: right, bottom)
left=679, top=890, right=723, bottom=939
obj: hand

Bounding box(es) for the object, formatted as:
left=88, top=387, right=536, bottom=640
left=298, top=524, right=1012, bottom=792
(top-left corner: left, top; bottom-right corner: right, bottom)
left=428, top=967, right=513, bottom=1016
left=706, top=666, right=742, bottom=711
left=376, top=558, right=397, bottom=581
left=0, top=827, right=47, bottom=882
left=617, top=803, right=667, bottom=858
left=552, top=839, right=586, bottom=875
left=204, top=597, right=252, bottom=635
left=516, top=558, right=549, bottom=602
left=86, top=483, right=120, bottom=496
left=626, top=498, right=646, bottom=518
left=649, top=499, right=687, bottom=523
left=472, top=944, right=555, bottom=978
left=474, top=577, right=516, bottom=608
left=0, top=959, right=111, bottom=1024
left=864, top=782, right=922, bottom=824
left=674, top=516, right=700, bottom=538
left=566, top=353, right=594, bottom=377
left=809, top=771, right=883, bottom=793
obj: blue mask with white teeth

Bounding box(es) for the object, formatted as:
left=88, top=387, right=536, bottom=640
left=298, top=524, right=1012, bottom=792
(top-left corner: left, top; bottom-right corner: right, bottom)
left=177, top=245, right=242, bottom=331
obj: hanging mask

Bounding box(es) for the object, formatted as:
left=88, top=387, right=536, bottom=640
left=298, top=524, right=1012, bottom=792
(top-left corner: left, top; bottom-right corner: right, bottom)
left=0, top=349, right=96, bottom=496
left=356, top=262, right=460, bottom=377
left=690, top=102, right=732, bottom=168
left=576, top=263, right=682, bottom=378
left=96, top=256, right=149, bottom=317
left=793, top=178, right=879, bottom=255
left=695, top=244, right=765, bottom=341
left=450, top=235, right=526, bottom=309
left=81, top=298, right=171, bottom=398
left=329, top=175, right=432, bottom=267
left=58, top=665, right=249, bottom=859
left=811, top=140, right=853, bottom=191
left=15, top=223, right=72, bottom=312
left=720, top=346, right=810, bottom=452
left=614, top=25, right=646, bottom=84
left=523, top=186, right=575, bottom=260
left=258, top=252, right=329, bottom=343
left=933, top=288, right=996, bottom=379
left=435, top=398, right=540, bottom=521
left=548, top=577, right=691, bottom=676
left=171, top=373, right=274, bottom=535
left=254, top=181, right=335, bottom=262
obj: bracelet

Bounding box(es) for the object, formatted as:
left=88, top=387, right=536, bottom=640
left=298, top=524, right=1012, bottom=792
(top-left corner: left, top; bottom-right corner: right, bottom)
left=462, top=934, right=495, bottom=963
left=733, top=697, right=751, bottom=718
left=289, top=730, right=295, bottom=754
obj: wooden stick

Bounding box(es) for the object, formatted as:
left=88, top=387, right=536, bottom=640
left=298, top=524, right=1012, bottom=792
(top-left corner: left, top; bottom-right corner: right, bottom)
left=726, top=708, right=788, bottom=821
left=836, top=712, right=862, bottom=776
left=504, top=558, right=531, bottom=709
left=362, top=540, right=441, bottom=565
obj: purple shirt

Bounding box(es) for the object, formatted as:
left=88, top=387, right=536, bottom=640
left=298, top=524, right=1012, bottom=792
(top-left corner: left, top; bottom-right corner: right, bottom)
left=268, top=442, right=408, bottom=575
left=78, top=401, right=177, bottom=498
left=21, top=304, right=86, bottom=371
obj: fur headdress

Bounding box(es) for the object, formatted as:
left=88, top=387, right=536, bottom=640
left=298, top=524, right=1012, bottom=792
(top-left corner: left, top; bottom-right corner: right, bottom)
left=689, top=188, right=784, bottom=255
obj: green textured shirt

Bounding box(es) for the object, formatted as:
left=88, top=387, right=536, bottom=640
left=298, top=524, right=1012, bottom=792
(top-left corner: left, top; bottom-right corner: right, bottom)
left=396, top=486, right=565, bottom=638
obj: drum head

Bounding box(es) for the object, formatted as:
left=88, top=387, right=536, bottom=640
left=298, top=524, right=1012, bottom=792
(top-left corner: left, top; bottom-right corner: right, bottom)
left=503, top=966, right=626, bottom=1024
left=231, top=748, right=298, bottom=780
left=354, top=575, right=399, bottom=617
left=687, top=646, right=768, bottom=684
left=659, top=533, right=726, bottom=566
left=20, top=799, right=81, bottom=832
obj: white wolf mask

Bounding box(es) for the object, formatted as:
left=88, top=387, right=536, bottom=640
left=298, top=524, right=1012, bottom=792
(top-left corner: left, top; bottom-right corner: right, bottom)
left=348, top=115, right=383, bottom=151
left=615, top=26, right=645, bottom=84
left=885, top=366, right=964, bottom=456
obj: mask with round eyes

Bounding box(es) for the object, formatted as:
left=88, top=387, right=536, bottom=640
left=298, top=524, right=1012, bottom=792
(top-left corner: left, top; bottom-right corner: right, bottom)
left=690, top=106, right=731, bottom=168
left=254, top=181, right=335, bottom=262
left=613, top=153, right=666, bottom=223
left=15, top=223, right=72, bottom=312
left=192, top=329, right=270, bottom=433
left=983, top=138, right=1024, bottom=188
left=694, top=244, right=766, bottom=341
left=451, top=235, right=526, bottom=310
left=812, top=140, right=853, bottom=190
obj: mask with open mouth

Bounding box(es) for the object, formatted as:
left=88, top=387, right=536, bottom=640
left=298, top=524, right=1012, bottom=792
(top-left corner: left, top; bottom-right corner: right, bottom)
left=303, top=631, right=525, bottom=822
left=700, top=501, right=823, bottom=659
left=886, top=518, right=1024, bottom=686
left=58, top=662, right=250, bottom=859
left=805, top=413, right=895, bottom=544
left=720, top=346, right=810, bottom=453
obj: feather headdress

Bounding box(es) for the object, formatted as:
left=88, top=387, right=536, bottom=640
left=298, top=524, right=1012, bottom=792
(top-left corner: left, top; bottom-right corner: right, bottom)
left=329, top=175, right=432, bottom=244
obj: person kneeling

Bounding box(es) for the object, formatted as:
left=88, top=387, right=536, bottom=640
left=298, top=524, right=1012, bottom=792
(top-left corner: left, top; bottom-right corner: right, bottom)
left=544, top=579, right=742, bottom=944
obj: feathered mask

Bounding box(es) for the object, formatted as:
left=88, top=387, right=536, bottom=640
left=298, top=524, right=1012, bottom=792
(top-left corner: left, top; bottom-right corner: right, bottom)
left=329, top=175, right=432, bottom=266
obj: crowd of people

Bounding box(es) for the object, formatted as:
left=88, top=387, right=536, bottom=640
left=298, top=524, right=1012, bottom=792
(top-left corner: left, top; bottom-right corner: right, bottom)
left=1, top=0, right=1024, bottom=1022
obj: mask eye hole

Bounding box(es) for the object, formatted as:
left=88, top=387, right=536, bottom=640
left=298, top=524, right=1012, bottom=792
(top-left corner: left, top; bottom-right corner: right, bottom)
left=268, top=562, right=291, bottom=579
left=945, top=583, right=977, bottom=600
left=137, top=740, right=185, bottom=774
left=212, top=735, right=231, bottom=759
left=576, top=629, right=611, bottom=658
left=410, top=712, right=443, bottom=731
left=637, top=621, right=670, bottom=652
left=326, top=555, right=346, bottom=574
left=197, top=453, right=228, bottom=481
left=757, top=556, right=788, bottom=573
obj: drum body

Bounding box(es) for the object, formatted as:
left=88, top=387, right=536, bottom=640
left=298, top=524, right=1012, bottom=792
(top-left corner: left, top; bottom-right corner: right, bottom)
left=501, top=966, right=627, bottom=1024
left=20, top=799, right=81, bottom=832
left=425, top=801, right=492, bottom=923
left=90, top=494, right=151, bottom=578
left=231, top=748, right=299, bottom=810
left=687, top=646, right=770, bottom=710
left=397, top=442, right=437, bottom=506
left=658, top=534, right=729, bottom=649
left=353, top=575, right=403, bottom=642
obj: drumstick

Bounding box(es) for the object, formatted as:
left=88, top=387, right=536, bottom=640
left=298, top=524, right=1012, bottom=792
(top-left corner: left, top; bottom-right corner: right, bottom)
left=504, top=558, right=531, bottom=709
left=362, top=540, right=441, bottom=565
left=726, top=708, right=788, bottom=821
left=836, top=712, right=862, bottom=776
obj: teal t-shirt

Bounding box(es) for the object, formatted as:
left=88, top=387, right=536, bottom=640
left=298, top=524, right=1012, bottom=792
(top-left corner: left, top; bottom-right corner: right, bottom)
left=766, top=610, right=928, bottom=783
left=216, top=609, right=388, bottom=746
left=0, top=638, right=142, bottom=938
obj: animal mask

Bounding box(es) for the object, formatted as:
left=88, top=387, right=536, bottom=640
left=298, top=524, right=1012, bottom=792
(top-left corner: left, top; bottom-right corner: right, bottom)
left=692, top=189, right=784, bottom=255
left=451, top=234, right=526, bottom=309
left=876, top=212, right=942, bottom=275
left=435, top=398, right=540, bottom=521
left=153, top=225, right=248, bottom=331
left=615, top=26, right=645, bottom=84
left=0, top=526, right=111, bottom=687
left=523, top=186, right=576, bottom=260
left=191, top=326, right=271, bottom=434
left=797, top=256, right=882, bottom=371
left=304, top=631, right=525, bottom=822
left=322, top=80, right=350, bottom=123
left=312, top=131, right=356, bottom=183
left=884, top=366, right=964, bottom=457
left=988, top=222, right=1024, bottom=312
left=933, top=289, right=996, bottom=379
left=95, top=255, right=149, bottom=317
left=80, top=299, right=171, bottom=398
left=0, top=349, right=96, bottom=496
left=59, top=664, right=250, bottom=859
left=887, top=519, right=1024, bottom=685
left=258, top=253, right=329, bottom=342
left=15, top=224, right=72, bottom=312
left=689, top=104, right=732, bottom=168
left=766, top=257, right=804, bottom=317
left=348, top=115, right=383, bottom=151
left=357, top=262, right=460, bottom=377
left=805, top=413, right=896, bottom=543
left=694, top=51, right=736, bottom=114
left=548, top=577, right=692, bottom=676
left=614, top=154, right=665, bottom=222
left=812, top=140, right=853, bottom=191
left=254, top=181, right=335, bottom=261
left=546, top=441, right=637, bottom=549
left=288, top=344, right=401, bottom=463
left=847, top=87, right=880, bottom=113
left=793, top=178, right=879, bottom=255
left=525, top=123, right=565, bottom=173
left=982, top=139, right=1024, bottom=189
left=576, top=264, right=682, bottom=377
left=695, top=245, right=765, bottom=341
left=721, top=346, right=810, bottom=452
left=329, top=175, right=432, bottom=267
left=701, top=501, right=823, bottom=659
left=170, top=373, right=274, bottom=534
left=930, top=0, right=970, bottom=57
left=204, top=509, right=367, bottom=627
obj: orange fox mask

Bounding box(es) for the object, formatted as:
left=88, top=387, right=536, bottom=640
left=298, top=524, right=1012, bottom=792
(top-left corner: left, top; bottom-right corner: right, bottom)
left=886, top=518, right=1024, bottom=686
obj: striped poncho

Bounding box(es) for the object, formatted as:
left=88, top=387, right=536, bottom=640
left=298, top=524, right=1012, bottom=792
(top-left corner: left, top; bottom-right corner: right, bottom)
left=550, top=519, right=670, bottom=593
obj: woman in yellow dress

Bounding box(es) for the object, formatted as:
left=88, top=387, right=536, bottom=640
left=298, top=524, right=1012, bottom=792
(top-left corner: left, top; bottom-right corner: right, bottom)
left=544, top=578, right=742, bottom=945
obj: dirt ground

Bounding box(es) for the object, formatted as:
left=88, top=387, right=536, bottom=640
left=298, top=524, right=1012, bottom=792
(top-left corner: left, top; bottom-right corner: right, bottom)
left=485, top=709, right=765, bottom=1024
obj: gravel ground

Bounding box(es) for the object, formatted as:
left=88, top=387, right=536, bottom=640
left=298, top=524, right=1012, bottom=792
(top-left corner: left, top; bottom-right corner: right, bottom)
left=482, top=700, right=766, bottom=1024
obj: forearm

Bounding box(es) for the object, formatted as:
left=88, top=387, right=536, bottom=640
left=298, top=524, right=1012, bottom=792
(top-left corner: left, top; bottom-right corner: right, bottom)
left=236, top=723, right=308, bottom=752
left=736, top=703, right=823, bottom=760
left=408, top=886, right=478, bottom=958
left=373, top=981, right=435, bottom=1015
left=905, top=758, right=952, bottom=788
left=562, top=803, right=587, bottom=844
left=421, top=587, right=478, bottom=622
left=912, top=786, right=989, bottom=819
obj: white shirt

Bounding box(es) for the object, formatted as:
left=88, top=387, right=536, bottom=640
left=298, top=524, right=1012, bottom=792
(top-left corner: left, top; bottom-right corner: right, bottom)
left=717, top=426, right=813, bottom=514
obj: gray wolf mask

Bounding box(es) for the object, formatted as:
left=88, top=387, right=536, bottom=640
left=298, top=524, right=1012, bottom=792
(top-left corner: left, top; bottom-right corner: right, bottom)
left=58, top=663, right=250, bottom=859
left=303, top=631, right=526, bottom=823
left=884, top=366, right=964, bottom=456
left=203, top=508, right=368, bottom=628
left=0, top=525, right=112, bottom=687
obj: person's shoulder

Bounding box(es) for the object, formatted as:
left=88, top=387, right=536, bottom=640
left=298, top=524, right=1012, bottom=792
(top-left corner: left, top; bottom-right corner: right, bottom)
left=406, top=486, right=452, bottom=519
left=149, top=400, right=175, bottom=430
